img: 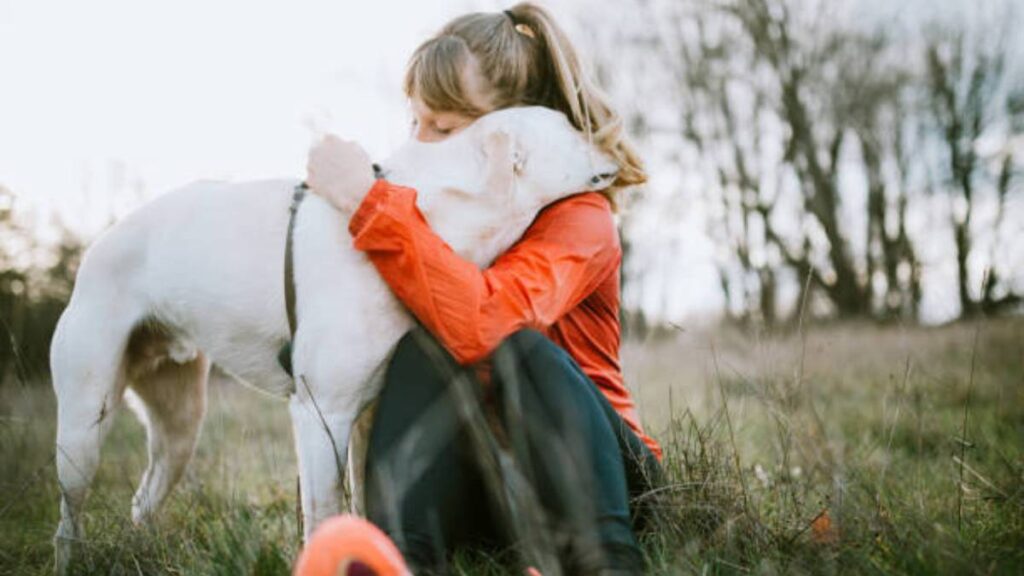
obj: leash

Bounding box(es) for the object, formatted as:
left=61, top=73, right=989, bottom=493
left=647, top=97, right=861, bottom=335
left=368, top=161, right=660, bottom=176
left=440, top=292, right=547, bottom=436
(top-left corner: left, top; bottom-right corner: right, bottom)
left=278, top=182, right=308, bottom=376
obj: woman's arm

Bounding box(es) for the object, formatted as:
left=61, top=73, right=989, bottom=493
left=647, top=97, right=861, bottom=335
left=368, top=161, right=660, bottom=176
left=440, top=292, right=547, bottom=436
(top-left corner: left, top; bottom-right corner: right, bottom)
left=349, top=179, right=621, bottom=365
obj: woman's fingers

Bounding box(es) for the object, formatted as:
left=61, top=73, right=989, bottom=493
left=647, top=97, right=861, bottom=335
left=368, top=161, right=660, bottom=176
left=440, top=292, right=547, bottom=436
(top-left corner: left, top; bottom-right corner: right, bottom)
left=307, top=136, right=354, bottom=184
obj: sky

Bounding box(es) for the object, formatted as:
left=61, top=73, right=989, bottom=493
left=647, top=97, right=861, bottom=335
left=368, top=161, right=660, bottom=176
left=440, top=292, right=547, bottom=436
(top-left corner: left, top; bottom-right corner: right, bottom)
left=0, top=0, right=480, bottom=231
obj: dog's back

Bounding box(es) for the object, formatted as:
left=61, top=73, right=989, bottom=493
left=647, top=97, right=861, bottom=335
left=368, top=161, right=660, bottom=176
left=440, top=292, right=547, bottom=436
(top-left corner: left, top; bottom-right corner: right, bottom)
left=58, top=179, right=301, bottom=399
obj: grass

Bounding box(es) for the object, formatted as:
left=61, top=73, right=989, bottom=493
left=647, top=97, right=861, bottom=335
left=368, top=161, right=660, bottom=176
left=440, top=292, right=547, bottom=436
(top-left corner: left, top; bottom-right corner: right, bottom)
left=1, top=319, right=1022, bottom=574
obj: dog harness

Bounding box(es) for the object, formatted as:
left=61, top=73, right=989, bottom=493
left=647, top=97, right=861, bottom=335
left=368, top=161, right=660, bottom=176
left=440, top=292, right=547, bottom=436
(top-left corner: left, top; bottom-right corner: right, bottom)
left=278, top=165, right=383, bottom=377
left=278, top=182, right=307, bottom=377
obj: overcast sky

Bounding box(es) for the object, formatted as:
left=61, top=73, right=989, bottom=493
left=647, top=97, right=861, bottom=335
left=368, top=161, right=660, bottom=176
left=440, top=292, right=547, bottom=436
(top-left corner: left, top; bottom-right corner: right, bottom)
left=0, top=0, right=485, bottom=230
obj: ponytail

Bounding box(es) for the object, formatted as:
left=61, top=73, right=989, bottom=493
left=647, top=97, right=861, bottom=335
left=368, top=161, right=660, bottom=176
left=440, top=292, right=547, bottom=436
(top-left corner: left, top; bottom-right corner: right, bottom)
left=405, top=2, right=647, bottom=207
left=503, top=3, right=647, bottom=202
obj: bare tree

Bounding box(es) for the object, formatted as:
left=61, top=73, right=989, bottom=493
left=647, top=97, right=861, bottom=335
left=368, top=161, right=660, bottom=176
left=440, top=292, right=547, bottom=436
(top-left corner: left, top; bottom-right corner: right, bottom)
left=923, top=23, right=1023, bottom=316
left=592, top=0, right=1024, bottom=326
left=625, top=0, right=926, bottom=322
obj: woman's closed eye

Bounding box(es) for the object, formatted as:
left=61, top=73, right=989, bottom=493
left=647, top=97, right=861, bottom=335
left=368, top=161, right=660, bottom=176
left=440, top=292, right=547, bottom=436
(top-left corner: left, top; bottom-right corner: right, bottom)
left=412, top=118, right=454, bottom=140
left=410, top=100, right=477, bottom=142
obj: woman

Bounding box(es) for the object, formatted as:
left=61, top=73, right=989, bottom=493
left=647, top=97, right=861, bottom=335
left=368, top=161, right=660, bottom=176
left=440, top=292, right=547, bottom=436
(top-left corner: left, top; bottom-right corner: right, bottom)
left=305, top=3, right=662, bottom=574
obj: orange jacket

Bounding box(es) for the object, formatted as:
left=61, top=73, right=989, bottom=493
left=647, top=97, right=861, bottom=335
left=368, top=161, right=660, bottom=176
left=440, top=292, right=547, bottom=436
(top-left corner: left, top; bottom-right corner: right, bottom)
left=349, top=179, right=662, bottom=460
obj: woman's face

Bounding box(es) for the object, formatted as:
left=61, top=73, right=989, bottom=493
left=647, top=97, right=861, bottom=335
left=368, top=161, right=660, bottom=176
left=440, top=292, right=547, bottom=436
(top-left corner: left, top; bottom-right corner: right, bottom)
left=410, top=60, right=495, bottom=143
left=410, top=97, right=478, bottom=143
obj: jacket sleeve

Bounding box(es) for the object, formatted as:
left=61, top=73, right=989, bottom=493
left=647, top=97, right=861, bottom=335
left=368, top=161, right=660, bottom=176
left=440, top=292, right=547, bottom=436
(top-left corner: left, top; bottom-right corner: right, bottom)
left=348, top=179, right=621, bottom=365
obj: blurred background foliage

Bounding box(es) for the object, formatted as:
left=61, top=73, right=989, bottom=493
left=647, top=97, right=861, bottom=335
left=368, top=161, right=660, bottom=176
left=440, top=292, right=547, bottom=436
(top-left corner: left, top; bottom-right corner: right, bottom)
left=0, top=185, right=84, bottom=384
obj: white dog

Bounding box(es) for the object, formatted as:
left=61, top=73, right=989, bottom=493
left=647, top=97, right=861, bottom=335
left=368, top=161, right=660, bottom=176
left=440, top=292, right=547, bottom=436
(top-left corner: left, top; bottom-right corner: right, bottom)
left=50, top=106, right=617, bottom=573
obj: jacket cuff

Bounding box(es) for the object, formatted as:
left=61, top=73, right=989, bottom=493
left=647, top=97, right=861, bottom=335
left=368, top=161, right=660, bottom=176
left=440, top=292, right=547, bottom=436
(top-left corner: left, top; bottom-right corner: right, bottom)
left=347, top=179, right=419, bottom=239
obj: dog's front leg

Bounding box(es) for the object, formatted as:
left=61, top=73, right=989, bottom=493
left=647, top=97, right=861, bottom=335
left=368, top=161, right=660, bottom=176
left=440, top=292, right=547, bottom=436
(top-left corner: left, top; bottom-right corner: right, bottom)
left=289, top=390, right=356, bottom=540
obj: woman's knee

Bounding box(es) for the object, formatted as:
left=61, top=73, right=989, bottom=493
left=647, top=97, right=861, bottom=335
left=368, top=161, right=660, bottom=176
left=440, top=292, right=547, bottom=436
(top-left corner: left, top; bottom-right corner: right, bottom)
left=493, top=329, right=591, bottom=415
left=496, top=329, right=568, bottom=374
left=371, top=328, right=461, bottom=433
left=501, top=328, right=546, bottom=349
left=390, top=328, right=434, bottom=371
left=387, top=328, right=455, bottom=390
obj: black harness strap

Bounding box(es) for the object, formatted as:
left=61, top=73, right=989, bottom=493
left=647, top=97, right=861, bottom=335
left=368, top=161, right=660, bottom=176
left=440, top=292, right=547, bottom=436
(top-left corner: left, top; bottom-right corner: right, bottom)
left=278, top=182, right=307, bottom=376
left=285, top=182, right=307, bottom=337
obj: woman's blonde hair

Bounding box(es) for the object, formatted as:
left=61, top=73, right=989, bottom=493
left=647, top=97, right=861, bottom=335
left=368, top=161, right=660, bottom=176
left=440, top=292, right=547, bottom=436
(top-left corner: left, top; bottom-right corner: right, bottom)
left=404, top=2, right=646, bottom=206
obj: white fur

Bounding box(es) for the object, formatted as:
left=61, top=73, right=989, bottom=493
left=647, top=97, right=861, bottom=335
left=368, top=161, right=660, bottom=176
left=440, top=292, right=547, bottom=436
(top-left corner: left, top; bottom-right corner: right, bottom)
left=49, top=106, right=616, bottom=574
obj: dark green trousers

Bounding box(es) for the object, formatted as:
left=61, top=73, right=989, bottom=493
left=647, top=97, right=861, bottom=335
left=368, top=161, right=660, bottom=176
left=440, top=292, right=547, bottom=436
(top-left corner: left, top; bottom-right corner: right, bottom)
left=364, top=328, right=661, bottom=575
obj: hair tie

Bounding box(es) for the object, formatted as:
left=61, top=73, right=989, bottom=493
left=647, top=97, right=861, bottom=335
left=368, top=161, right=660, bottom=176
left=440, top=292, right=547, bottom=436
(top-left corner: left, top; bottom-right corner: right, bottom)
left=503, top=10, right=536, bottom=39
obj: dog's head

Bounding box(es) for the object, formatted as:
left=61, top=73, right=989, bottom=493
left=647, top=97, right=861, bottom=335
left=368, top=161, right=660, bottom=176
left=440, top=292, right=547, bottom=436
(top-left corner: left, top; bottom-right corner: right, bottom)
left=377, top=106, right=619, bottom=215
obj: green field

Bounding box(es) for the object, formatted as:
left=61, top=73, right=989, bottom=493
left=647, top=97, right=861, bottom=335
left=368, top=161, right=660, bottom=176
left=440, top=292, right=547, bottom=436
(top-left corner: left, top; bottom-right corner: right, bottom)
left=1, top=320, right=1021, bottom=575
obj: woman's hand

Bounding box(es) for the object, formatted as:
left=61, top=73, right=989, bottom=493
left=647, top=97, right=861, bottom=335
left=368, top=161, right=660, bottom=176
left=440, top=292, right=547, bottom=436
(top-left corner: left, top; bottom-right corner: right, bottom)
left=306, top=134, right=376, bottom=214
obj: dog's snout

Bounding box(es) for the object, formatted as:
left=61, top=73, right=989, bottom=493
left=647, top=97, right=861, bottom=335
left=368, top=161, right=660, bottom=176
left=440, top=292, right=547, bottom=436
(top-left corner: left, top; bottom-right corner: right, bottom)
left=372, top=163, right=386, bottom=180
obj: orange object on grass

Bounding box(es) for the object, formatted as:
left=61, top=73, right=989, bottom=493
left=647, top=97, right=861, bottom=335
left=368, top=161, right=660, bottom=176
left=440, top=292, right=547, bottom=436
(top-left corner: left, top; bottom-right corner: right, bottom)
left=293, top=515, right=411, bottom=576
left=349, top=179, right=662, bottom=460
left=811, top=509, right=838, bottom=545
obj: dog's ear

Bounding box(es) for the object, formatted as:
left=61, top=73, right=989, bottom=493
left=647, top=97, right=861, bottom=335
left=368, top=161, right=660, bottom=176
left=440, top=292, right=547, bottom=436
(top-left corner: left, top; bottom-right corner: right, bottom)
left=482, top=129, right=524, bottom=203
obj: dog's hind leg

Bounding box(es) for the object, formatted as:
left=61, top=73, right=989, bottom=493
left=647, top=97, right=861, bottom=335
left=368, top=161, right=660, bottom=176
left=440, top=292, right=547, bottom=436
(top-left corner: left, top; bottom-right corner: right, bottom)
left=50, top=304, right=135, bottom=576
left=126, top=344, right=210, bottom=524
